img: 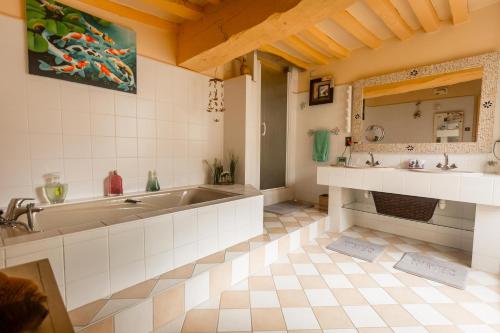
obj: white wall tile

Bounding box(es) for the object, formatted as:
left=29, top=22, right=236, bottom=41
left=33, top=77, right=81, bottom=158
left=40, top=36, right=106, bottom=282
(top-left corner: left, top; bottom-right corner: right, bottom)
left=117, top=137, right=138, bottom=158
left=138, top=118, right=156, bottom=138
left=115, top=93, right=137, bottom=117
left=138, top=138, right=156, bottom=158
left=144, top=215, right=174, bottom=256
left=62, top=112, right=91, bottom=135
left=185, top=271, right=209, bottom=311
left=61, top=84, right=90, bottom=114
left=116, top=116, right=137, bottom=137
left=174, top=242, right=197, bottom=267
left=31, top=159, right=64, bottom=186
left=91, top=113, right=115, bottom=136
left=92, top=136, right=116, bottom=158
left=64, top=159, right=92, bottom=182
left=114, top=299, right=153, bottom=333
left=63, top=135, right=92, bottom=159
left=28, top=106, right=62, bottom=134
left=0, top=132, right=30, bottom=160
left=173, top=210, right=197, bottom=247
left=90, top=89, right=115, bottom=115
left=137, top=98, right=156, bottom=119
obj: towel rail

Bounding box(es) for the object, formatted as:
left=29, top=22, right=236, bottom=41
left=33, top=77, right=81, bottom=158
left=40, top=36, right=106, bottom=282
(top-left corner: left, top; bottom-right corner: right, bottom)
left=308, top=127, right=340, bottom=136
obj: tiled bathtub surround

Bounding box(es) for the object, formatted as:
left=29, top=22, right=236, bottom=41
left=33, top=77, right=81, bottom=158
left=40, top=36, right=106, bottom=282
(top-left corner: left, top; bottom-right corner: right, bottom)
left=0, top=15, right=223, bottom=207
left=68, top=208, right=328, bottom=333
left=0, top=192, right=263, bottom=311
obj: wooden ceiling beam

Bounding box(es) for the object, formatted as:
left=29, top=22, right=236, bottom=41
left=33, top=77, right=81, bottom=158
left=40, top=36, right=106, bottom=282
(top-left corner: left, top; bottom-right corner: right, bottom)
left=283, top=35, right=331, bottom=64
left=259, top=45, right=311, bottom=69
left=449, top=0, right=469, bottom=24
left=137, top=0, right=203, bottom=20
left=205, top=0, right=221, bottom=5
left=408, top=0, right=440, bottom=32
left=76, top=0, right=177, bottom=31
left=331, top=10, right=382, bottom=49
left=364, top=0, right=413, bottom=40
left=176, top=0, right=355, bottom=72
left=305, top=26, right=350, bottom=59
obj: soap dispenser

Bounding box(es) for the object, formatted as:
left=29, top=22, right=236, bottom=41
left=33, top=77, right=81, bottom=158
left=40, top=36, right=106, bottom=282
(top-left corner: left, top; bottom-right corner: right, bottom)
left=146, top=170, right=160, bottom=192
left=107, top=170, right=123, bottom=196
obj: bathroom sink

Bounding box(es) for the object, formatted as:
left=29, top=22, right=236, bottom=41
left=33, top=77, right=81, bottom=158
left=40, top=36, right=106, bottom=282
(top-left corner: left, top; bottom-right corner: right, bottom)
left=344, top=165, right=395, bottom=170
left=406, top=169, right=482, bottom=175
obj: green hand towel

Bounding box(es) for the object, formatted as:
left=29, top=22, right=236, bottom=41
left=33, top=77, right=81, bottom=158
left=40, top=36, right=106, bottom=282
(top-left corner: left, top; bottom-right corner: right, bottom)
left=313, top=130, right=330, bottom=162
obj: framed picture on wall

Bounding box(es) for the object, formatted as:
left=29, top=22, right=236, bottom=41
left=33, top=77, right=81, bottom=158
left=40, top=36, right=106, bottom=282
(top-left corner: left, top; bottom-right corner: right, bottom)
left=309, top=77, right=334, bottom=106
left=26, top=0, right=137, bottom=94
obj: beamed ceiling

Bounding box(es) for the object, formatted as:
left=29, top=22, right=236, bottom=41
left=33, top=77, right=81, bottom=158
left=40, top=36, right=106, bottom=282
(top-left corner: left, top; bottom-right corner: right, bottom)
left=105, top=0, right=499, bottom=72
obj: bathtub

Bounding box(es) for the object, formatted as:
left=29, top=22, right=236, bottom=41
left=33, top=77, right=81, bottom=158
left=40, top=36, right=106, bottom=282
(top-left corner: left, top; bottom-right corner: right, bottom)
left=0, top=184, right=264, bottom=310
left=18, top=186, right=240, bottom=233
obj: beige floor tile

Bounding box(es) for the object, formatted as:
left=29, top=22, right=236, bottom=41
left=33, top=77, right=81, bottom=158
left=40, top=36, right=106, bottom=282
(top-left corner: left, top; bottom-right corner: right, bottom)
left=111, top=279, right=157, bottom=299
left=384, top=287, right=425, bottom=304
left=425, top=325, right=462, bottom=333
left=356, top=328, right=393, bottom=333
left=249, top=234, right=271, bottom=242
left=373, top=304, right=419, bottom=326
left=78, top=317, right=113, bottom=333
left=220, top=291, right=250, bottom=309
left=154, top=283, right=185, bottom=329
left=251, top=308, right=286, bottom=331
left=332, top=288, right=368, bottom=305
left=271, top=263, right=296, bottom=275
left=330, top=252, right=355, bottom=263
left=69, top=299, right=108, bottom=326
left=197, top=251, right=226, bottom=264
left=278, top=236, right=291, bottom=257
left=298, top=276, right=328, bottom=289
left=289, top=253, right=311, bottom=263
left=300, top=228, right=310, bottom=244
left=348, top=274, right=379, bottom=288
left=312, top=306, right=353, bottom=329
left=160, top=264, right=195, bottom=279
left=277, top=290, right=310, bottom=307
left=303, top=245, right=324, bottom=253
left=437, top=285, right=480, bottom=302
left=432, top=303, right=482, bottom=325
left=315, top=263, right=341, bottom=274
left=182, top=309, right=219, bottom=333
left=358, top=262, right=389, bottom=273
left=393, top=272, right=431, bottom=287
left=249, top=276, right=275, bottom=290
left=287, top=330, right=322, bottom=333
left=268, top=227, right=288, bottom=234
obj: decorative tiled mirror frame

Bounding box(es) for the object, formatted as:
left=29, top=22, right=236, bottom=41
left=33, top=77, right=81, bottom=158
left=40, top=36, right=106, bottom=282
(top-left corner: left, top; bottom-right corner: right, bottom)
left=352, top=52, right=500, bottom=153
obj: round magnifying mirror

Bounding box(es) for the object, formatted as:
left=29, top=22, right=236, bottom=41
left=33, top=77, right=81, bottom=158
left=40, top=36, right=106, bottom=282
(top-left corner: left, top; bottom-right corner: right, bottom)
left=365, top=125, right=385, bottom=142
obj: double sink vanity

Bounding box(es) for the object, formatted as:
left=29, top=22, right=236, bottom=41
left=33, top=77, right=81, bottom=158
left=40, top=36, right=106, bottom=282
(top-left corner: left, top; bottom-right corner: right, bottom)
left=318, top=52, right=500, bottom=274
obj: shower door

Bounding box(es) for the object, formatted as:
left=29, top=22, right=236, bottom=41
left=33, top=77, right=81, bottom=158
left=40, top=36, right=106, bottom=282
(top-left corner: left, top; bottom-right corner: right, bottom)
left=260, top=64, right=288, bottom=190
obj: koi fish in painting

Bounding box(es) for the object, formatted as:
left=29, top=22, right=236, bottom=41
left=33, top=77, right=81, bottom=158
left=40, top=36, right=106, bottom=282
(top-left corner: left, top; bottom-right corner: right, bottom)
left=27, top=0, right=137, bottom=93
left=38, top=60, right=89, bottom=77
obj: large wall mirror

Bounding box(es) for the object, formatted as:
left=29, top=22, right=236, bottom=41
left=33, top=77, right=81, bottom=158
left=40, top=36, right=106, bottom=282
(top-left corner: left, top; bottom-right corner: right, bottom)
left=352, top=52, right=499, bottom=153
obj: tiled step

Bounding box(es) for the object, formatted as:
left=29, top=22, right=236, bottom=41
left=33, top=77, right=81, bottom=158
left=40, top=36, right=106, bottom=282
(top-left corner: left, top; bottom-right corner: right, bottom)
left=70, top=208, right=328, bottom=333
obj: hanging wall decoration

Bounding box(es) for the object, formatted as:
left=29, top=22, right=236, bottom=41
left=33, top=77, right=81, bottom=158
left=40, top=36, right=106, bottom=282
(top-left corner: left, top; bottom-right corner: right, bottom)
left=207, top=77, right=225, bottom=121
left=26, top=0, right=137, bottom=94
left=309, top=76, right=334, bottom=106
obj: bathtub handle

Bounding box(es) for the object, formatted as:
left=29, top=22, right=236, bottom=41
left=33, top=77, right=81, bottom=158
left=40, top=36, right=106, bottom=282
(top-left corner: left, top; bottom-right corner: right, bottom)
left=261, top=122, right=267, bottom=136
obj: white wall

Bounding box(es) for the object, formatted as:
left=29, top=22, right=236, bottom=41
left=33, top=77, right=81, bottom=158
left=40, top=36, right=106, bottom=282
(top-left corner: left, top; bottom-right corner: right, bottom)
left=0, top=15, right=223, bottom=207
left=294, top=86, right=350, bottom=203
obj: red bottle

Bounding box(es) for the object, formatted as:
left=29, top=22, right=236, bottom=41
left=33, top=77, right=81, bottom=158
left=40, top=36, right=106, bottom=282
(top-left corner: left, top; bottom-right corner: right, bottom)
left=108, top=170, right=123, bottom=196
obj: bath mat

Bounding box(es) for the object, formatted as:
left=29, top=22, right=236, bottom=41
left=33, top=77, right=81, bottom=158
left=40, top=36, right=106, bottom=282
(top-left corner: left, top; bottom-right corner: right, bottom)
left=394, top=252, right=469, bottom=289
left=264, top=201, right=313, bottom=215
left=326, top=236, right=386, bottom=262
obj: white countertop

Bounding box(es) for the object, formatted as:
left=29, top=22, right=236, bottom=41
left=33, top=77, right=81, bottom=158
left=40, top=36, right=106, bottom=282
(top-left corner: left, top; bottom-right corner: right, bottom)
left=318, top=166, right=500, bottom=206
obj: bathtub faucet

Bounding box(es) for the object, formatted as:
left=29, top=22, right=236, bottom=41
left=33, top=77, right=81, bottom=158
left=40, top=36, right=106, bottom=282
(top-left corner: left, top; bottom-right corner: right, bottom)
left=0, top=198, right=43, bottom=232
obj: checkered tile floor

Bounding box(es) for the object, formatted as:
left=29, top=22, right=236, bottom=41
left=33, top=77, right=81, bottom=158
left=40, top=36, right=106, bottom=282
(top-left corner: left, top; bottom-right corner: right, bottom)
left=165, top=216, right=500, bottom=333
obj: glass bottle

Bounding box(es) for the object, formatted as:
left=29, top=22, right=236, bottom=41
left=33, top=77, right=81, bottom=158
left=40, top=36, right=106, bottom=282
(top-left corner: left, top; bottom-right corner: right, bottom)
left=108, top=170, right=123, bottom=196
left=43, top=173, right=68, bottom=204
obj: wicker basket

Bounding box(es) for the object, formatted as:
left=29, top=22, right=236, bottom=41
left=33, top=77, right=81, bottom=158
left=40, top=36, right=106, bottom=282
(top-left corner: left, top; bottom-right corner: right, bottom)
left=371, top=192, right=438, bottom=222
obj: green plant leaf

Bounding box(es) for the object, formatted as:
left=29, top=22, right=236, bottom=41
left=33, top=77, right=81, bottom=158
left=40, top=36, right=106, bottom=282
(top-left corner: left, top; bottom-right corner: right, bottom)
left=27, top=9, right=46, bottom=20
left=27, top=18, right=46, bottom=31
left=27, top=31, right=48, bottom=53
left=45, top=19, right=58, bottom=34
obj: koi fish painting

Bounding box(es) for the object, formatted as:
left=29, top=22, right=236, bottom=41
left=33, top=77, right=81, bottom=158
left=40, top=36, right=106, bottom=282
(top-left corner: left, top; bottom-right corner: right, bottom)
left=27, top=0, right=137, bottom=93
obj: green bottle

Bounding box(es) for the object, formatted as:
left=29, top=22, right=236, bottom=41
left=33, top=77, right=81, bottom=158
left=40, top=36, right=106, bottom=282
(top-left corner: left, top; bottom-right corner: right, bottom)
left=147, top=170, right=160, bottom=192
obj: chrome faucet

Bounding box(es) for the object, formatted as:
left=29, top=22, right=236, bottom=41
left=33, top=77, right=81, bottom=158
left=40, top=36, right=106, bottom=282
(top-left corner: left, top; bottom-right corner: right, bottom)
left=436, top=153, right=457, bottom=170
left=366, top=152, right=380, bottom=167
left=1, top=198, right=43, bottom=232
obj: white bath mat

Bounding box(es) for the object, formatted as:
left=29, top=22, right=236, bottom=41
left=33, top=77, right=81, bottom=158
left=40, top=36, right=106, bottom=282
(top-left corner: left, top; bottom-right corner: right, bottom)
left=326, top=236, right=386, bottom=262
left=394, top=252, right=469, bottom=289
